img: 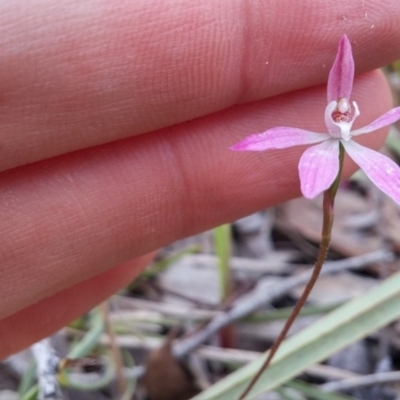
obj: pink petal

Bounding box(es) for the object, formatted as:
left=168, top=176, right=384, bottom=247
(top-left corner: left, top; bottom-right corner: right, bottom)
left=327, top=35, right=354, bottom=103
left=230, top=128, right=329, bottom=151
left=298, top=139, right=339, bottom=199
left=351, top=107, right=400, bottom=136
left=343, top=140, right=400, bottom=205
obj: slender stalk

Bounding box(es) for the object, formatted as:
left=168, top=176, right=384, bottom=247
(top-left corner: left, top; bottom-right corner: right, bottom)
left=214, top=224, right=232, bottom=301
left=214, top=224, right=235, bottom=348
left=100, top=302, right=126, bottom=394
left=239, top=144, right=345, bottom=399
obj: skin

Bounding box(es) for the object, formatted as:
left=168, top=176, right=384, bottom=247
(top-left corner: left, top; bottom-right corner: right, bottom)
left=1, top=0, right=400, bottom=358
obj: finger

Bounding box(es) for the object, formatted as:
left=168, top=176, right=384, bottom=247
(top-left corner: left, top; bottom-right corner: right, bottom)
left=1, top=0, right=400, bottom=170
left=0, top=254, right=153, bottom=359
left=0, top=71, right=391, bottom=319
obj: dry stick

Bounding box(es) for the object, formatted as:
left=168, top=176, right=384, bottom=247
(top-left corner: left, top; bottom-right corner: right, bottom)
left=320, top=370, right=400, bottom=393
left=238, top=145, right=345, bottom=400
left=106, top=253, right=392, bottom=378
left=31, top=339, right=62, bottom=400
left=96, top=248, right=392, bottom=382
left=100, top=302, right=126, bottom=394
left=171, top=249, right=392, bottom=359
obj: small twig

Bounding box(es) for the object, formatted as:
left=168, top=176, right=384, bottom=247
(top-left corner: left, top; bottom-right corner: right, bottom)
left=100, top=302, right=126, bottom=394
left=158, top=251, right=298, bottom=277
left=147, top=280, right=218, bottom=307
left=31, top=339, right=62, bottom=400
left=187, top=354, right=212, bottom=390
left=98, top=335, right=360, bottom=383
left=172, top=249, right=393, bottom=359
left=319, top=370, right=400, bottom=392
left=113, top=297, right=221, bottom=319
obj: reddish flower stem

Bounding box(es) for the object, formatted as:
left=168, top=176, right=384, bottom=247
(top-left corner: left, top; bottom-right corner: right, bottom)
left=239, top=144, right=345, bottom=399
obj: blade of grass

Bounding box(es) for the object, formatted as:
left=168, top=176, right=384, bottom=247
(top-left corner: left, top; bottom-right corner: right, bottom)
left=243, top=303, right=343, bottom=323
left=191, top=270, right=400, bottom=399
left=59, top=356, right=116, bottom=391
left=284, top=380, right=356, bottom=400
left=18, top=361, right=37, bottom=398
left=119, top=349, right=137, bottom=400
left=275, top=387, right=306, bottom=400
left=67, top=308, right=104, bottom=359
left=21, top=309, right=106, bottom=400
left=129, top=245, right=200, bottom=289
left=214, top=224, right=234, bottom=348
left=214, top=224, right=232, bottom=301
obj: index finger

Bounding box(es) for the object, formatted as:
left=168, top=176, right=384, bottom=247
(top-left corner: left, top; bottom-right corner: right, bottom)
left=1, top=0, right=400, bottom=170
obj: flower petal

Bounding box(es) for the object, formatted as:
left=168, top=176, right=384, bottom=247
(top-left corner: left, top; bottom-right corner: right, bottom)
left=298, top=139, right=339, bottom=199
left=327, top=35, right=354, bottom=103
left=351, top=106, right=400, bottom=136
left=342, top=140, right=400, bottom=205
left=230, top=128, right=329, bottom=151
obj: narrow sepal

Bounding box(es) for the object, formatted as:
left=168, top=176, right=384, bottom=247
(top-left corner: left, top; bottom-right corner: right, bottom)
left=327, top=35, right=354, bottom=103
left=351, top=107, right=400, bottom=136
left=231, top=128, right=328, bottom=151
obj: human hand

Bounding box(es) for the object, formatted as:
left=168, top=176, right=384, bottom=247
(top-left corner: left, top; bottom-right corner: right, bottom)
left=1, top=0, right=400, bottom=358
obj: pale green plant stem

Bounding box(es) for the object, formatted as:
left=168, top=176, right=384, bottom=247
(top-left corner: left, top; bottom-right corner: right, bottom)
left=214, top=223, right=234, bottom=348
left=214, top=224, right=232, bottom=301
left=100, top=302, right=126, bottom=395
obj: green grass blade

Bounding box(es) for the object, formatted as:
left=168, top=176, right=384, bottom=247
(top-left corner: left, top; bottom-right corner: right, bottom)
left=129, top=244, right=200, bottom=289
left=191, top=270, right=400, bottom=399
left=284, top=380, right=356, bottom=400
left=214, top=224, right=232, bottom=301
left=67, top=308, right=104, bottom=359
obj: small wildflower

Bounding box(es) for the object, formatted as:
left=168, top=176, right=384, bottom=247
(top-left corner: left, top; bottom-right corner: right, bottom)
left=231, top=35, right=400, bottom=203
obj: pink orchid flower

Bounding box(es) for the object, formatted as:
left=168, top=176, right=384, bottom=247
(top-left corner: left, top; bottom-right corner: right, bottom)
left=231, top=35, right=400, bottom=203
